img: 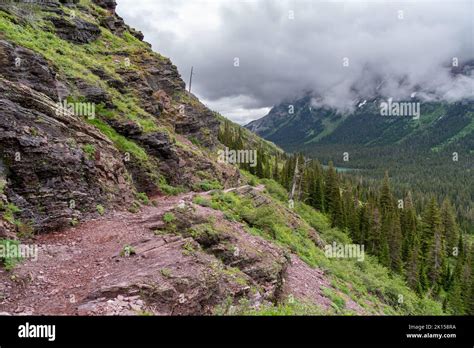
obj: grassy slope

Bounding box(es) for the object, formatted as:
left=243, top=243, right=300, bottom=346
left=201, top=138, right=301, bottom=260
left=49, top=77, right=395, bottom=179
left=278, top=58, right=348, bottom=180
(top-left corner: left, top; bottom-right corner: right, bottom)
left=194, top=175, right=444, bottom=315
left=0, top=2, right=156, bottom=126
left=0, top=2, right=156, bottom=159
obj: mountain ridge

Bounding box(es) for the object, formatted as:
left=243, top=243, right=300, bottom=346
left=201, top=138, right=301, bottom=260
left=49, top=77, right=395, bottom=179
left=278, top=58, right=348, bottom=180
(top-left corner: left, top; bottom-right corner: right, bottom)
left=245, top=95, right=474, bottom=152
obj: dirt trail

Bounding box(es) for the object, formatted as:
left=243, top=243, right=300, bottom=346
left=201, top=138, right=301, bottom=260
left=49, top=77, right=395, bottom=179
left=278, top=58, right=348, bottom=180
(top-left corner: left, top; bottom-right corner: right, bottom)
left=0, top=184, right=367, bottom=315
left=0, top=186, right=265, bottom=315
left=0, top=191, right=196, bottom=315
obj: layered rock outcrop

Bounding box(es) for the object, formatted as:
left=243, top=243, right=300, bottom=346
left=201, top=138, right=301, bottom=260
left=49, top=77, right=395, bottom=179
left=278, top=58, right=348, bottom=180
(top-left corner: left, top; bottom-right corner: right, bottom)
left=0, top=76, right=133, bottom=232
left=0, top=0, right=239, bottom=233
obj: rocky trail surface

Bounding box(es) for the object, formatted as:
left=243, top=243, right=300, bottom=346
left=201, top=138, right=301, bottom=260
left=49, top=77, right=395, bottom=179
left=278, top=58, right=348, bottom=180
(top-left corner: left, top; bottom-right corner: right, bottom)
left=0, top=185, right=366, bottom=315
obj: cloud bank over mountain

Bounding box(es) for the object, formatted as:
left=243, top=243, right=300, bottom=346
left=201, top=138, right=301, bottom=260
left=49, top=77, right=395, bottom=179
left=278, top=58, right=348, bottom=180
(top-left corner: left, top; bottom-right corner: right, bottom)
left=117, top=0, right=473, bottom=123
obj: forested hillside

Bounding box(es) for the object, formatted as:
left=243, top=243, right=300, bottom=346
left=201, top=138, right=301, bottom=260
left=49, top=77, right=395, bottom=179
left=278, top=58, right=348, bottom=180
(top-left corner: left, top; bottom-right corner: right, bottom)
left=222, top=119, right=474, bottom=314
left=246, top=95, right=473, bottom=233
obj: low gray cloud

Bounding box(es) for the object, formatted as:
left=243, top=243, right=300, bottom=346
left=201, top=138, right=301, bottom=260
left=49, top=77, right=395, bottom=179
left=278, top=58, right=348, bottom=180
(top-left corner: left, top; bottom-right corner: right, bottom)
left=117, top=0, right=473, bottom=124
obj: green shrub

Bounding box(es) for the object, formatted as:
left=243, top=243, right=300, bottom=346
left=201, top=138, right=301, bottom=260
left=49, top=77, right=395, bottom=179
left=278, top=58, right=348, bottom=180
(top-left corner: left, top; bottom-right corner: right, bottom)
left=196, top=180, right=223, bottom=191
left=128, top=201, right=140, bottom=213
left=182, top=241, right=195, bottom=255
left=2, top=203, right=21, bottom=224
left=120, top=244, right=136, bottom=257
left=193, top=196, right=211, bottom=207
left=82, top=144, right=96, bottom=160
left=160, top=268, right=172, bottom=278
left=261, top=178, right=287, bottom=202
left=295, top=202, right=331, bottom=231
left=163, top=212, right=175, bottom=223
left=96, top=204, right=105, bottom=216
left=241, top=205, right=279, bottom=238
left=159, top=177, right=186, bottom=196
left=135, top=192, right=150, bottom=205
left=0, top=179, right=6, bottom=194
left=188, top=223, right=220, bottom=244
left=320, top=227, right=352, bottom=245
left=223, top=211, right=238, bottom=222
left=322, top=287, right=346, bottom=312
left=196, top=171, right=212, bottom=180
left=0, top=239, right=23, bottom=271
left=16, top=221, right=34, bottom=239
left=189, top=136, right=200, bottom=146
left=219, top=298, right=328, bottom=316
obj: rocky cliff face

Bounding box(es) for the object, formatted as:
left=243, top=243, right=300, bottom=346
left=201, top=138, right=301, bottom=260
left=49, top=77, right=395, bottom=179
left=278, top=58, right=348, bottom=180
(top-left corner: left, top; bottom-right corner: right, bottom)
left=0, top=0, right=239, bottom=235
left=0, top=75, right=133, bottom=233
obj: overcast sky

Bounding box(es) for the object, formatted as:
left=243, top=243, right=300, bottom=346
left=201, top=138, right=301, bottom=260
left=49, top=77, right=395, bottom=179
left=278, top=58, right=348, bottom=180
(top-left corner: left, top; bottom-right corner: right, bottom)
left=116, top=0, right=473, bottom=124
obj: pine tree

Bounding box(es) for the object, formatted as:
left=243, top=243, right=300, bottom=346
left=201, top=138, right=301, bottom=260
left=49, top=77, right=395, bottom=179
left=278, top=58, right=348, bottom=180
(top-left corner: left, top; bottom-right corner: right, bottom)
left=421, top=198, right=446, bottom=292
left=313, top=175, right=324, bottom=212
left=357, top=203, right=370, bottom=245
left=280, top=160, right=289, bottom=189
left=419, top=263, right=429, bottom=293
left=379, top=171, right=394, bottom=213
left=272, top=156, right=279, bottom=181
left=401, top=191, right=418, bottom=263
left=387, top=211, right=403, bottom=273
left=446, top=278, right=464, bottom=314
left=264, top=163, right=271, bottom=179
left=325, top=162, right=344, bottom=228
left=460, top=243, right=473, bottom=314
left=379, top=212, right=393, bottom=268
left=218, top=121, right=233, bottom=146
left=255, top=149, right=264, bottom=178
left=298, top=160, right=311, bottom=202
left=306, top=169, right=316, bottom=207
left=468, top=246, right=474, bottom=315
left=406, top=228, right=422, bottom=293
left=440, top=198, right=459, bottom=256
left=324, top=162, right=335, bottom=211
left=367, top=206, right=381, bottom=255
left=260, top=151, right=271, bottom=179
left=446, top=237, right=466, bottom=314
left=344, top=190, right=359, bottom=240
left=281, top=156, right=295, bottom=191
